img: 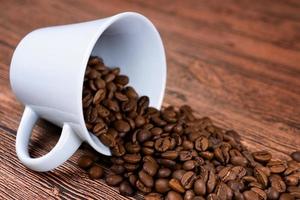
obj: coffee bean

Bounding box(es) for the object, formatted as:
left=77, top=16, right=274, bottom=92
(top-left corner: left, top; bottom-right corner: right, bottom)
left=231, top=156, right=248, bottom=167
left=267, top=160, right=287, bottom=174
left=166, top=191, right=183, bottom=200
left=123, top=154, right=141, bottom=164
left=243, top=190, right=259, bottom=200
left=193, top=178, right=206, bottom=196
left=270, top=174, right=287, bottom=193
left=143, top=161, right=158, bottom=176
left=155, top=178, right=170, bottom=193
left=279, top=193, right=295, bottom=200
left=105, top=174, right=123, bottom=186
left=136, top=179, right=151, bottom=193
left=252, top=151, right=272, bottom=163
left=169, top=178, right=185, bottom=193
left=111, top=164, right=125, bottom=174
left=194, top=136, right=209, bottom=152
left=144, top=193, right=163, bottom=200
left=285, top=174, right=299, bottom=186
left=161, top=151, right=178, bottom=160
left=181, top=171, right=196, bottom=190
left=137, top=129, right=152, bottom=143
left=78, top=155, right=93, bottom=169
left=99, top=133, right=115, bottom=147
left=266, top=187, right=280, bottom=200
left=113, top=120, right=130, bottom=133
left=119, top=181, right=134, bottom=196
left=88, top=164, right=104, bottom=179
left=291, top=151, right=300, bottom=162
left=157, top=168, right=172, bottom=178
left=179, top=151, right=193, bottom=161
left=172, top=170, right=186, bottom=180
left=94, top=78, right=106, bottom=89
left=139, top=170, right=154, bottom=188
left=216, top=182, right=232, bottom=200
left=114, top=92, right=128, bottom=102
left=254, top=167, right=268, bottom=188
left=251, top=187, right=267, bottom=200
left=111, top=143, right=126, bottom=157
left=155, top=137, right=171, bottom=152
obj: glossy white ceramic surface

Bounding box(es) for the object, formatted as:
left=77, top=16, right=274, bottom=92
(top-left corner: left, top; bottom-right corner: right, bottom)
left=10, top=12, right=166, bottom=171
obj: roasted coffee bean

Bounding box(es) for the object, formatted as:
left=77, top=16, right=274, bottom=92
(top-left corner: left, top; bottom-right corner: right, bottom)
left=123, top=154, right=141, bottom=164
left=254, top=167, right=268, bottom=188
left=251, top=187, right=267, bottom=200
left=291, top=151, right=300, bottom=162
left=137, top=129, right=152, bottom=143
left=143, top=161, right=158, bottom=176
left=155, top=137, right=171, bottom=152
left=137, top=96, right=149, bottom=115
left=179, top=151, right=193, bottom=161
left=243, top=190, right=259, bottom=200
left=252, top=151, right=272, bottom=163
left=169, top=178, right=185, bottom=193
left=78, top=155, right=93, bottom=169
left=111, top=143, right=126, bottom=157
left=139, top=170, right=154, bottom=188
left=184, top=190, right=195, bottom=200
left=158, top=168, right=172, bottom=178
left=181, top=171, right=196, bottom=189
left=216, top=182, right=233, bottom=200
left=173, top=170, right=186, bottom=180
left=121, top=98, right=136, bottom=112
left=182, top=160, right=196, bottom=171
left=128, top=174, right=138, bottom=186
left=136, top=179, right=151, bottom=194
left=124, top=163, right=139, bottom=172
left=145, top=193, right=163, bottom=200
left=93, top=121, right=107, bottom=136
left=105, top=174, right=123, bottom=186
left=231, top=156, right=249, bottom=167
left=155, top=178, right=170, bottom=193
left=99, top=133, right=116, bottom=147
left=119, top=181, right=134, bottom=196
left=193, top=178, right=206, bottom=196
left=285, top=174, right=299, bottom=186
left=267, top=160, right=287, bottom=174
left=157, top=159, right=176, bottom=168
left=165, top=191, right=183, bottom=200
left=161, top=151, right=178, bottom=160
left=125, top=142, right=141, bottom=153
left=266, top=187, right=280, bottom=200
left=115, top=75, right=129, bottom=85
left=111, top=164, right=125, bottom=175
left=114, top=92, right=128, bottom=102
left=135, top=115, right=146, bottom=127
left=194, top=136, right=209, bottom=152
left=114, top=120, right=130, bottom=133
left=270, top=174, right=286, bottom=193
left=207, top=170, right=217, bottom=193
left=279, top=193, right=295, bottom=200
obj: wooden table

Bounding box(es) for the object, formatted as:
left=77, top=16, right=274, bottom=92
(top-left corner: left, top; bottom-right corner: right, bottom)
left=0, top=0, right=299, bottom=199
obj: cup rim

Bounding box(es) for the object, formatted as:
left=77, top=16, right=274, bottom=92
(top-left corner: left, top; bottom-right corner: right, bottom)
left=78, top=12, right=166, bottom=155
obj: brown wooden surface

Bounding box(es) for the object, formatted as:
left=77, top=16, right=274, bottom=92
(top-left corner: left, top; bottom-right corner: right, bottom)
left=0, top=0, right=300, bottom=199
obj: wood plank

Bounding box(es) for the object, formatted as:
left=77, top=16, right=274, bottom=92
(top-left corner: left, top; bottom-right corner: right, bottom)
left=0, top=0, right=299, bottom=199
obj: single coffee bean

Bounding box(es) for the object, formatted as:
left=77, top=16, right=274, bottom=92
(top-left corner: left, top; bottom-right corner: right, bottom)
left=135, top=115, right=146, bottom=128
left=143, top=161, right=158, bottom=177
left=123, top=154, right=141, bottom=164
left=78, top=155, right=93, bottom=169
left=231, top=156, right=249, bottom=167
left=88, top=164, right=103, bottom=179
left=194, top=178, right=206, bottom=196
left=114, top=120, right=130, bottom=133
left=270, top=175, right=286, bottom=193
left=243, top=190, right=259, bottom=200
left=291, top=151, right=300, bottom=162
left=251, top=187, right=267, bottom=200
left=267, top=160, right=287, bottom=174
left=279, top=193, right=295, bottom=200
left=252, top=151, right=272, bottom=163
left=194, top=136, right=209, bottom=152
left=215, top=182, right=233, bottom=200
left=111, top=143, right=126, bottom=157
left=125, top=142, right=141, bottom=154
left=161, top=151, right=178, bottom=160
left=165, top=191, right=183, bottom=200
left=169, top=178, right=185, bottom=193
left=111, top=164, right=125, bottom=175
left=182, top=160, right=196, bottom=171
left=266, top=187, right=280, bottom=200
left=155, top=137, right=171, bottom=152
left=139, top=170, right=154, bottom=188
left=119, top=181, right=134, bottom=196
left=285, top=175, right=299, bottom=186
left=179, top=151, right=193, bottom=161
left=99, top=133, right=115, bottom=147
left=155, top=178, right=170, bottom=193
left=144, top=193, right=163, bottom=200
left=181, top=171, right=196, bottom=190
left=114, top=92, right=128, bottom=102
left=157, top=168, right=172, bottom=178
left=105, top=174, right=123, bottom=186
left=172, top=170, right=186, bottom=180
left=115, top=75, right=129, bottom=86
left=136, top=179, right=151, bottom=194
left=137, top=129, right=152, bottom=143
left=254, top=167, right=268, bottom=188
left=184, top=190, right=195, bottom=200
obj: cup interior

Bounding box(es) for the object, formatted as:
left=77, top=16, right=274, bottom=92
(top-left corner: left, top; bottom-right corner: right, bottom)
left=82, top=13, right=166, bottom=155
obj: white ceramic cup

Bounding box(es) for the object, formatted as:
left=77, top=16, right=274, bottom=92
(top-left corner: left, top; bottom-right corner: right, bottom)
left=10, top=12, right=166, bottom=172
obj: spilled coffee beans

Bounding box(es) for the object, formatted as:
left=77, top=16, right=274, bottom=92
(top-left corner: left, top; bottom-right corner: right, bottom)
left=78, top=56, right=300, bottom=199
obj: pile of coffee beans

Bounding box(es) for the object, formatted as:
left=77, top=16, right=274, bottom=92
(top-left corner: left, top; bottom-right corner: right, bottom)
left=79, top=56, right=300, bottom=200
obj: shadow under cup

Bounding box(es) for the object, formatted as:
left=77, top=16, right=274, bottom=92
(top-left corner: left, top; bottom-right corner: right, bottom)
left=82, top=14, right=166, bottom=155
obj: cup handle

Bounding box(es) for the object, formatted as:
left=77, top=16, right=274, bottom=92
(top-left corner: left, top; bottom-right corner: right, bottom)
left=16, top=106, right=82, bottom=172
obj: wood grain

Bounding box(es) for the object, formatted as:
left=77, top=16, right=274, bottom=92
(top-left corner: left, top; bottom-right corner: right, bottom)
left=0, top=0, right=299, bottom=199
